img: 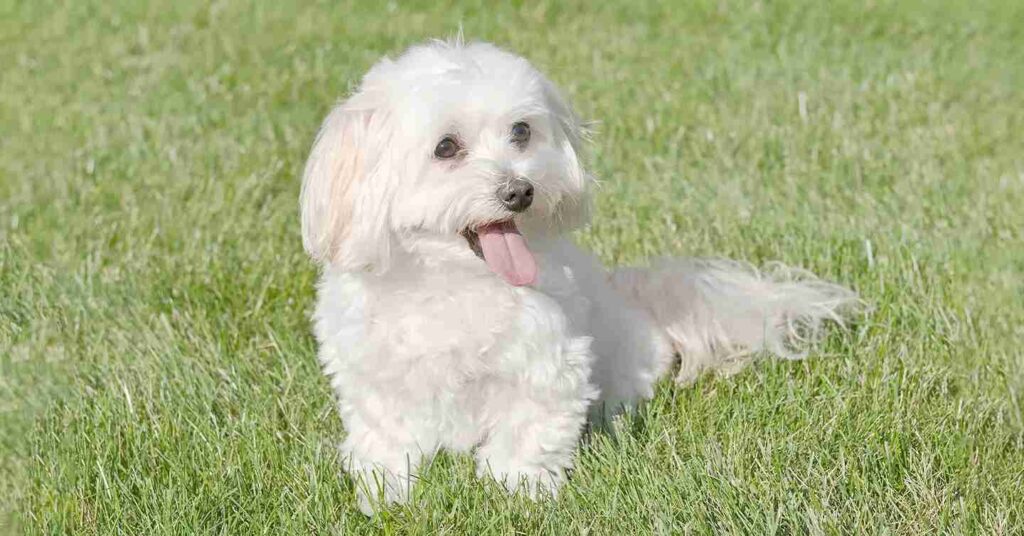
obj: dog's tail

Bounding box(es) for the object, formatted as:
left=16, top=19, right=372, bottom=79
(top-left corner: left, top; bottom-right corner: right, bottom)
left=611, top=259, right=860, bottom=384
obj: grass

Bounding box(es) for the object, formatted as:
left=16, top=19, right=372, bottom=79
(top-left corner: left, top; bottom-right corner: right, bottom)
left=2, top=0, right=1023, bottom=533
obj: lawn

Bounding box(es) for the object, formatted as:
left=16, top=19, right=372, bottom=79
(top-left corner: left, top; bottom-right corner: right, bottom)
left=2, top=0, right=1023, bottom=533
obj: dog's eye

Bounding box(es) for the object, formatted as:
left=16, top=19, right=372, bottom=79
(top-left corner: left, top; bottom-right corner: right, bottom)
left=510, top=122, right=530, bottom=147
left=434, top=136, right=460, bottom=159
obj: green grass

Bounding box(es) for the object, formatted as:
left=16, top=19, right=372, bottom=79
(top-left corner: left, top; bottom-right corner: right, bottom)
left=2, top=0, right=1023, bottom=533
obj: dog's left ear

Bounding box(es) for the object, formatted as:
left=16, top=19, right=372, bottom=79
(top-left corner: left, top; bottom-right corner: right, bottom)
left=541, top=80, right=587, bottom=157
left=541, top=78, right=594, bottom=228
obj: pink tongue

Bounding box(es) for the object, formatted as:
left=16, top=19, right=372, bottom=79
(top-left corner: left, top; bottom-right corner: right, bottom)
left=476, top=221, right=537, bottom=287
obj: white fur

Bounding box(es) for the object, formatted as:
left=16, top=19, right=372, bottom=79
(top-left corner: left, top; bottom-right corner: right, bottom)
left=301, top=40, right=859, bottom=514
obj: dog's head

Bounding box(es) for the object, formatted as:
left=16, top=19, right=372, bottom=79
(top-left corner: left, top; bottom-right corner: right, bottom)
left=300, top=40, right=592, bottom=285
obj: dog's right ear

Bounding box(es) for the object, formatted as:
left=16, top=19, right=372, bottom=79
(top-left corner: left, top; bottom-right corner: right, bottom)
left=300, top=89, right=387, bottom=267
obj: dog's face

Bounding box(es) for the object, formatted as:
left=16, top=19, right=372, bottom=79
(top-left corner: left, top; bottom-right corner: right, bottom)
left=300, top=41, right=591, bottom=284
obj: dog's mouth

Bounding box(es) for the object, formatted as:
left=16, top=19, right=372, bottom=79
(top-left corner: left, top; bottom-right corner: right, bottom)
left=461, top=220, right=537, bottom=287
left=462, top=228, right=485, bottom=259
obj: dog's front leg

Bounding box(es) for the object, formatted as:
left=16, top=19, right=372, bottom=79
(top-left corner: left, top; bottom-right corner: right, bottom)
left=337, top=401, right=437, bottom=515
left=474, top=335, right=597, bottom=498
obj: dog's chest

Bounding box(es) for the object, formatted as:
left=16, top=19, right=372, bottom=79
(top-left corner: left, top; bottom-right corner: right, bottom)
left=315, top=252, right=600, bottom=392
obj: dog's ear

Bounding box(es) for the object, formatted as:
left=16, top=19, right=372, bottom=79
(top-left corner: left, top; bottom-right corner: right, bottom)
left=300, top=89, right=392, bottom=268
left=541, top=78, right=594, bottom=228
left=541, top=80, right=587, bottom=158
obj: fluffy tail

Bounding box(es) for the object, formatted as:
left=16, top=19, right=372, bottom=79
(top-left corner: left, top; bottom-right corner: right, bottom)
left=611, top=259, right=861, bottom=384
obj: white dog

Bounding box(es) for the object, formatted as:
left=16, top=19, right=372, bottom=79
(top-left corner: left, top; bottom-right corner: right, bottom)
left=300, top=39, right=857, bottom=514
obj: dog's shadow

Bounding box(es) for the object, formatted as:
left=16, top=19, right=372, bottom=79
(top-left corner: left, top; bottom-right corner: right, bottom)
left=578, top=373, right=690, bottom=458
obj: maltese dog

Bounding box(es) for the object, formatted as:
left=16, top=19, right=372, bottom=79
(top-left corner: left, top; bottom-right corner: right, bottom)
left=300, top=39, right=857, bottom=514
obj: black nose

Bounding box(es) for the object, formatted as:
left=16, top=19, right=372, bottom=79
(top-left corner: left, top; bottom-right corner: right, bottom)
left=497, top=178, right=534, bottom=212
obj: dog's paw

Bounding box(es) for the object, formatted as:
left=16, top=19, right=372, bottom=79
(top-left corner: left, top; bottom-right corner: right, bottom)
left=351, top=469, right=413, bottom=516
left=478, top=464, right=565, bottom=500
